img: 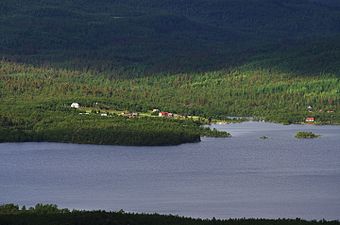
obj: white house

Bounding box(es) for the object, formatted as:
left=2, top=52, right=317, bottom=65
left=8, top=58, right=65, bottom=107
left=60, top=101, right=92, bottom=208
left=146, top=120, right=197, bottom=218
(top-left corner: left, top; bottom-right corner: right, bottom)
left=71, top=102, right=80, bottom=109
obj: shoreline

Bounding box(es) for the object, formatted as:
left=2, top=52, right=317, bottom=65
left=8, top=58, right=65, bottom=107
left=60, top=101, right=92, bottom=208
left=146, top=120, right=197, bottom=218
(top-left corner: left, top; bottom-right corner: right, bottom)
left=1, top=121, right=339, bottom=147
left=0, top=204, right=339, bottom=222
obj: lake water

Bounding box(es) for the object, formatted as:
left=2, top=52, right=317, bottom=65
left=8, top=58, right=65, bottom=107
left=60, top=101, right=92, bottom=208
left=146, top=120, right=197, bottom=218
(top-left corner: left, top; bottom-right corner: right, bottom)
left=0, top=122, right=339, bottom=220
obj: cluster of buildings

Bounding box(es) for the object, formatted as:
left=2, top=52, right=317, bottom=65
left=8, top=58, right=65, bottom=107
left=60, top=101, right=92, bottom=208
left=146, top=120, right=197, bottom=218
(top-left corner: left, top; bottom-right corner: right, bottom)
left=158, top=111, right=174, bottom=117
left=72, top=102, right=109, bottom=117
left=305, top=105, right=336, bottom=124
left=305, top=106, right=315, bottom=123
left=72, top=103, right=336, bottom=125
left=152, top=109, right=180, bottom=118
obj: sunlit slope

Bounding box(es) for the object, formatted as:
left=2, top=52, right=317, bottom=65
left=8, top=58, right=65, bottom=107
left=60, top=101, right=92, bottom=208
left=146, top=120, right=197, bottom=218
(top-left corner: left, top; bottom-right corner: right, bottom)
left=1, top=51, right=339, bottom=124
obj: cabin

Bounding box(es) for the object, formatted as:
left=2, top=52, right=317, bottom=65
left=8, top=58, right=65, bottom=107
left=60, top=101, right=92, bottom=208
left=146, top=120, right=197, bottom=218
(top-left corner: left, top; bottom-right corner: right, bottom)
left=159, top=112, right=175, bottom=118
left=71, top=102, right=80, bottom=109
left=121, top=112, right=139, bottom=118
left=101, top=113, right=108, bottom=117
left=152, top=109, right=160, bottom=113
left=305, top=117, right=315, bottom=123
left=159, top=112, right=169, bottom=117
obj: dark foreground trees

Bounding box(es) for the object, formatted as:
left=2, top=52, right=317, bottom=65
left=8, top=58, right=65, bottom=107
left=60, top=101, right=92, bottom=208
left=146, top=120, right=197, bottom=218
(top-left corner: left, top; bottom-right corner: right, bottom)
left=0, top=204, right=339, bottom=225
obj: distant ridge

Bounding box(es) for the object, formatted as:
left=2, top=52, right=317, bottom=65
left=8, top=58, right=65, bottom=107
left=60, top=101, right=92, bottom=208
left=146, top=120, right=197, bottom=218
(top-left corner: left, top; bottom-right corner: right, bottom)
left=1, top=0, right=340, bottom=75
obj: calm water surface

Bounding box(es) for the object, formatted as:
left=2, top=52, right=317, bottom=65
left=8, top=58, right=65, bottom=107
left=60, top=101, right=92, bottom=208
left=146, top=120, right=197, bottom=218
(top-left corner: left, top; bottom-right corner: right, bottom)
left=0, top=122, right=339, bottom=219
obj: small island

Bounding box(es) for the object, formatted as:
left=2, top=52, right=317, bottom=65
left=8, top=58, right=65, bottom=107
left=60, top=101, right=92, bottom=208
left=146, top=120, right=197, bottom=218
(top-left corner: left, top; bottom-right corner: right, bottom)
left=295, top=131, right=320, bottom=139
left=260, top=136, right=269, bottom=139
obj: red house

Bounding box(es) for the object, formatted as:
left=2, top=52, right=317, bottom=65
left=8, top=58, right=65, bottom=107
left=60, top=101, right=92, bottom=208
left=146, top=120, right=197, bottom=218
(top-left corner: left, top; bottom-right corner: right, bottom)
left=305, top=117, right=315, bottom=123
left=159, top=112, right=169, bottom=117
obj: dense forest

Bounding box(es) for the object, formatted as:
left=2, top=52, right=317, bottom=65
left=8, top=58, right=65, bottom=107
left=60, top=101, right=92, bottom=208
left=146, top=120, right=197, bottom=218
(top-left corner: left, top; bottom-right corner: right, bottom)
left=0, top=60, right=231, bottom=145
left=0, top=204, right=339, bottom=225
left=1, top=0, right=340, bottom=75
left=1, top=59, right=338, bottom=125
left=0, top=88, right=230, bottom=145
left=0, top=0, right=340, bottom=145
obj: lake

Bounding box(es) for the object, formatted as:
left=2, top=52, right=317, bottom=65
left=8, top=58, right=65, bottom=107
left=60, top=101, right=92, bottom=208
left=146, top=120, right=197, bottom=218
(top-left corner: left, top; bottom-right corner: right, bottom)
left=0, top=122, right=339, bottom=220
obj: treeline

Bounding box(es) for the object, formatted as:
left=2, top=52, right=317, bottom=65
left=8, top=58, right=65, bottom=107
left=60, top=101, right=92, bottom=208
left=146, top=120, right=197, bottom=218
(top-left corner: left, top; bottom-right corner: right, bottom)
left=0, top=204, right=339, bottom=225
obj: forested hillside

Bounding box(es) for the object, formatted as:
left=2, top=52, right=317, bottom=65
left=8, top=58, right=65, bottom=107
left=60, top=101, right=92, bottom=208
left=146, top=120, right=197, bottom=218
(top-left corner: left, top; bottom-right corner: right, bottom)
left=1, top=58, right=339, bottom=125
left=1, top=0, right=340, bottom=74
left=0, top=0, right=339, bottom=145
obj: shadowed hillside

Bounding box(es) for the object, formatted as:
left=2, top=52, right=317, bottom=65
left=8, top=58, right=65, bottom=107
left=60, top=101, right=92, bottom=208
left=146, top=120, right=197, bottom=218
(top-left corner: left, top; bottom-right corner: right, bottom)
left=1, top=0, right=340, bottom=75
